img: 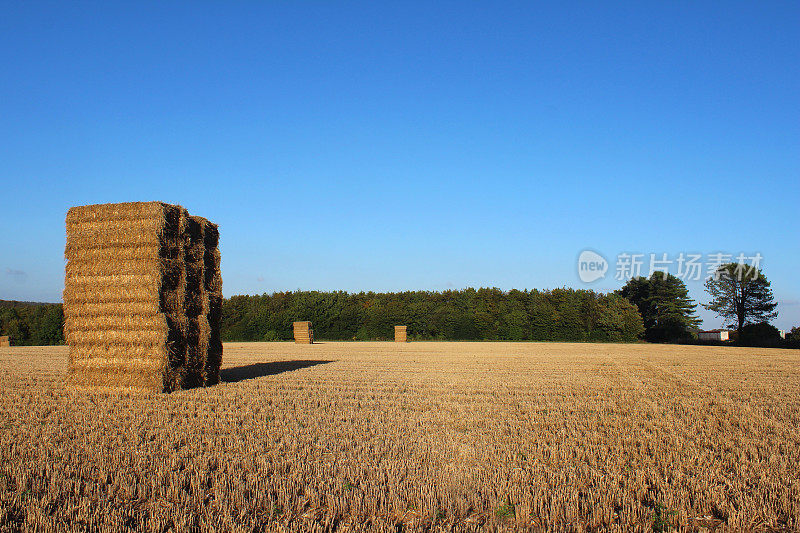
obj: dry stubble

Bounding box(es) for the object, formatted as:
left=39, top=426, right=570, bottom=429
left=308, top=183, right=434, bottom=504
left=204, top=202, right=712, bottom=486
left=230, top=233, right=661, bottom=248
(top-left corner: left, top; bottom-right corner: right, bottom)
left=0, top=342, right=798, bottom=531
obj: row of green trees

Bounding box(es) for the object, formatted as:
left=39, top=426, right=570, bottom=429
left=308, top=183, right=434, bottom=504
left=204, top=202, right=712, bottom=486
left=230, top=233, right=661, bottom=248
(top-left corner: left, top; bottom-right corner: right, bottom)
left=0, top=263, right=789, bottom=346
left=0, top=301, right=64, bottom=346
left=222, top=288, right=644, bottom=342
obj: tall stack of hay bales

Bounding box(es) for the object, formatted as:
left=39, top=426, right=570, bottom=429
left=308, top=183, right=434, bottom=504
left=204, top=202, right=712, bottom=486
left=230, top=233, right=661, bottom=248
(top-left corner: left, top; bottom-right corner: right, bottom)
left=394, top=325, right=407, bottom=343
left=0, top=336, right=9, bottom=347
left=63, top=202, right=222, bottom=392
left=293, top=321, right=313, bottom=344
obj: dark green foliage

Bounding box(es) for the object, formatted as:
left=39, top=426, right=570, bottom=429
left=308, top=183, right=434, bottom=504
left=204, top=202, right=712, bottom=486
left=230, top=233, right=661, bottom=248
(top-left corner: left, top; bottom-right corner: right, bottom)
left=704, top=263, right=778, bottom=336
left=651, top=502, right=676, bottom=532
left=0, top=301, right=64, bottom=346
left=739, top=322, right=783, bottom=347
left=219, top=287, right=644, bottom=342
left=2, top=288, right=646, bottom=345
left=495, top=496, right=515, bottom=518
left=618, top=274, right=700, bottom=342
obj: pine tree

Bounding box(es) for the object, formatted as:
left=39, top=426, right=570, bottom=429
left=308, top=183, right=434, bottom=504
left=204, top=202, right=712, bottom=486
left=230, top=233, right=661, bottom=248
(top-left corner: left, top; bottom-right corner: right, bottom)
left=703, top=263, right=778, bottom=335
left=618, top=274, right=700, bottom=342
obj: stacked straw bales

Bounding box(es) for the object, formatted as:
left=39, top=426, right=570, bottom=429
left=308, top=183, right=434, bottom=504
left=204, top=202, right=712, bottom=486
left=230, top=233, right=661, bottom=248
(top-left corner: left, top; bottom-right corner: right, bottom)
left=63, top=202, right=222, bottom=392
left=394, top=325, right=407, bottom=343
left=293, top=321, right=313, bottom=344
left=0, top=336, right=9, bottom=347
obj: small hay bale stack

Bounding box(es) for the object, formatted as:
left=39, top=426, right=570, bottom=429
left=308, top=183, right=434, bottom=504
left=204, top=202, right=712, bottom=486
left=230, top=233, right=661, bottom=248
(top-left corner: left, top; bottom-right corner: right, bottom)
left=63, top=202, right=222, bottom=392
left=394, top=325, right=407, bottom=343
left=0, top=336, right=10, bottom=347
left=293, top=321, right=313, bottom=344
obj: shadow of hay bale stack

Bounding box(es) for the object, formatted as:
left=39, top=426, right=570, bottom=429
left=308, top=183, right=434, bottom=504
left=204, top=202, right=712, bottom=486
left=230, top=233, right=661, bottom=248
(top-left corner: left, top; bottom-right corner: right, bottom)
left=394, top=325, right=407, bottom=342
left=63, top=202, right=222, bottom=392
left=293, top=321, right=313, bottom=344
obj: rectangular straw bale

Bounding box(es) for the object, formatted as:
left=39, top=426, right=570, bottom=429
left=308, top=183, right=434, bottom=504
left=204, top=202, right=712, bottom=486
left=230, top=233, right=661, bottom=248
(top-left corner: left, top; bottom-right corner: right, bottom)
left=0, top=336, right=9, bottom=347
left=63, top=301, right=162, bottom=318
left=66, top=202, right=171, bottom=224
left=394, top=325, right=407, bottom=342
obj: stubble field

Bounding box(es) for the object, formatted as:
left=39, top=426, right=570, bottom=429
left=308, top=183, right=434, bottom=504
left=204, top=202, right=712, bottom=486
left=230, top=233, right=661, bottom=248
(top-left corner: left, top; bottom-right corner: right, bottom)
left=0, top=342, right=798, bottom=532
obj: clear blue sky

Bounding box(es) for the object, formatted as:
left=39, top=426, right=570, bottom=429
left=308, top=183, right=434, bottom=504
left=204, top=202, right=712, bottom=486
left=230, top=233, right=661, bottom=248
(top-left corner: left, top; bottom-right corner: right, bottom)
left=1, top=2, right=798, bottom=330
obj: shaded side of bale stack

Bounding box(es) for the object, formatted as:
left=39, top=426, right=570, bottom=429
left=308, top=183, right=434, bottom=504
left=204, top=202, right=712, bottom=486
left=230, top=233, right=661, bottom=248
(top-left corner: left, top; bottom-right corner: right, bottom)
left=64, top=202, right=188, bottom=392
left=202, top=219, right=223, bottom=385
left=394, top=325, right=407, bottom=343
left=0, top=336, right=10, bottom=347
left=183, top=216, right=209, bottom=388
left=63, top=202, right=223, bottom=392
left=293, top=321, right=313, bottom=344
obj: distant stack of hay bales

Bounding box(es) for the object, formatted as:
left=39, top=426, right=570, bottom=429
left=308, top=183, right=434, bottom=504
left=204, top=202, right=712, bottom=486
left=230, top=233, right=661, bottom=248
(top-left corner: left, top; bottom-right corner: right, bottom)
left=0, top=336, right=9, bottom=347
left=394, top=325, right=407, bottom=343
left=63, top=202, right=222, bottom=392
left=293, top=321, right=313, bottom=344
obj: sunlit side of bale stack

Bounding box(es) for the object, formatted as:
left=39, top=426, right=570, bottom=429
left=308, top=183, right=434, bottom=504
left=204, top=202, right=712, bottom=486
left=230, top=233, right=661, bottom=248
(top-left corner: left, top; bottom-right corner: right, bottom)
left=293, top=321, right=313, bottom=344
left=63, top=202, right=222, bottom=392
left=394, top=325, right=407, bottom=343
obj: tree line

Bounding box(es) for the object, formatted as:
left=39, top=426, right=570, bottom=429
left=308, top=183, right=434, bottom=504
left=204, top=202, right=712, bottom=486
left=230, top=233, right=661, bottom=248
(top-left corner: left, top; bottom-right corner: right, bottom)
left=0, top=300, right=64, bottom=346
left=0, top=288, right=644, bottom=344
left=221, top=288, right=644, bottom=342
left=1, top=263, right=794, bottom=347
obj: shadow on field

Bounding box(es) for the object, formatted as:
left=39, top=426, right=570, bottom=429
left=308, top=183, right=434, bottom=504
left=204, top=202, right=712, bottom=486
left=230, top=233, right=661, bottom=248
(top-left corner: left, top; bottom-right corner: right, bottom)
left=221, top=360, right=335, bottom=383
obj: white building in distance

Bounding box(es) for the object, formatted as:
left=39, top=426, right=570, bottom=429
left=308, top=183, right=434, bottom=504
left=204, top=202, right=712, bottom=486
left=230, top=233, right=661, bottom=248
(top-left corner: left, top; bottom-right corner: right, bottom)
left=698, top=329, right=731, bottom=341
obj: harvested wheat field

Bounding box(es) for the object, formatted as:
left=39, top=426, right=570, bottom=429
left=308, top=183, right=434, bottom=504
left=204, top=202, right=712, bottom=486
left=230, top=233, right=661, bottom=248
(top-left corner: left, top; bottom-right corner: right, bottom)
left=0, top=342, right=798, bottom=532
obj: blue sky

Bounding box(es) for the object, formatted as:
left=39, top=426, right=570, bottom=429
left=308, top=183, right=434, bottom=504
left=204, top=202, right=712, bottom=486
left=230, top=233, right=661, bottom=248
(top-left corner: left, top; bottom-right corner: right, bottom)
left=1, top=2, right=798, bottom=330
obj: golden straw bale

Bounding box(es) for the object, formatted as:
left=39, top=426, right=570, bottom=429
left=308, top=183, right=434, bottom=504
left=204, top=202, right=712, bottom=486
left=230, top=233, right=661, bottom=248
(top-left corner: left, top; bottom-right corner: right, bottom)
left=65, top=258, right=181, bottom=277
left=66, top=329, right=170, bottom=346
left=63, top=285, right=185, bottom=309
left=64, top=314, right=169, bottom=332
left=63, top=301, right=162, bottom=317
left=67, top=367, right=164, bottom=391
left=66, top=201, right=172, bottom=224
left=63, top=245, right=172, bottom=264
left=68, top=344, right=168, bottom=361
